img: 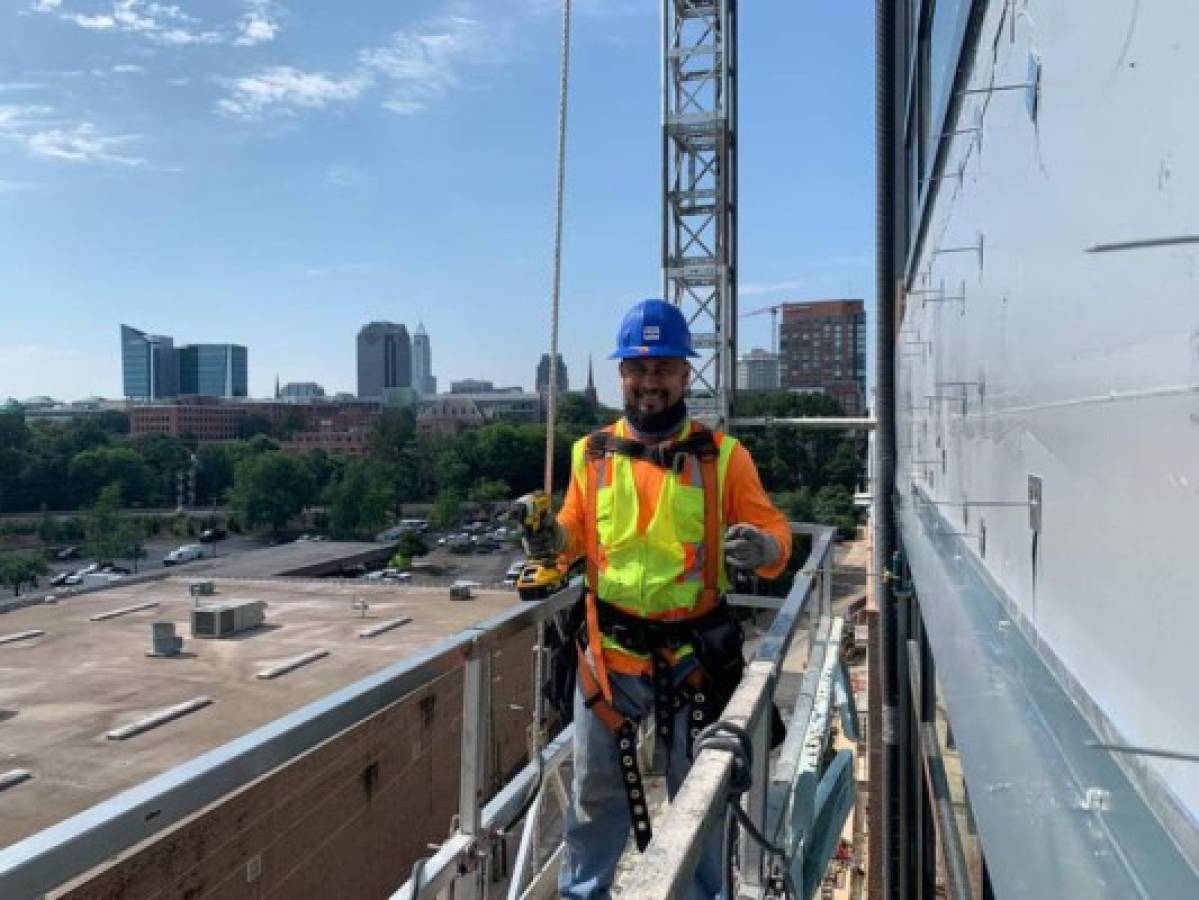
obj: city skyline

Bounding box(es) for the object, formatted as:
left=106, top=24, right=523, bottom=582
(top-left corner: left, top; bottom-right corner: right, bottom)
left=0, top=2, right=875, bottom=410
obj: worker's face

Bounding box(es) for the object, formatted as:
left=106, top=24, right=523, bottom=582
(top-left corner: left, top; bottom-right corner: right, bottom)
left=619, top=357, right=690, bottom=417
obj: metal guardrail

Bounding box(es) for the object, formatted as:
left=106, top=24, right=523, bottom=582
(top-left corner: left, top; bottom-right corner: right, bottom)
left=0, top=523, right=841, bottom=900
left=620, top=523, right=838, bottom=900
left=0, top=583, right=583, bottom=899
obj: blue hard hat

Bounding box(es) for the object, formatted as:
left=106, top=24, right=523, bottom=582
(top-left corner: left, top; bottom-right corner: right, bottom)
left=610, top=299, right=699, bottom=359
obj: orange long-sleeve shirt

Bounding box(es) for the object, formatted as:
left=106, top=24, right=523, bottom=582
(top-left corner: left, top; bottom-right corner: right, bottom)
left=557, top=421, right=791, bottom=581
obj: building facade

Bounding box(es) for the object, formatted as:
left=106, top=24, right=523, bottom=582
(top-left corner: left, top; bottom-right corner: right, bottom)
left=357, top=322, right=411, bottom=400
left=450, top=379, right=495, bottom=394
left=177, top=344, right=248, bottom=398
left=411, top=322, right=437, bottom=396
left=535, top=353, right=569, bottom=395
left=736, top=348, right=781, bottom=391
left=416, top=397, right=486, bottom=435
left=128, top=397, right=378, bottom=447
left=121, top=325, right=178, bottom=401
left=279, top=382, right=326, bottom=402
left=778, top=299, right=868, bottom=415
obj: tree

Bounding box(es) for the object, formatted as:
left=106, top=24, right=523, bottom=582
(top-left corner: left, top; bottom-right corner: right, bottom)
left=812, top=485, right=859, bottom=539
left=396, top=530, right=428, bottom=559
left=196, top=443, right=238, bottom=505
left=69, top=446, right=153, bottom=507
left=368, top=407, right=417, bottom=466
left=326, top=459, right=393, bottom=540
left=121, top=517, right=147, bottom=573
left=237, top=414, right=276, bottom=441
left=469, top=478, right=511, bottom=505
left=0, top=552, right=48, bottom=596
left=229, top=452, right=317, bottom=535
left=430, top=489, right=464, bottom=529
left=129, top=433, right=192, bottom=506
left=85, top=483, right=127, bottom=564
left=0, top=407, right=29, bottom=513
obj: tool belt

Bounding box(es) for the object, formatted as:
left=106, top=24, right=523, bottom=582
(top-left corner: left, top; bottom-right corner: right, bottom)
left=573, top=597, right=746, bottom=851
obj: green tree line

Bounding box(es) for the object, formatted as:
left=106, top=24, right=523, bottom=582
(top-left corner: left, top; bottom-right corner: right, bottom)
left=2, top=389, right=863, bottom=540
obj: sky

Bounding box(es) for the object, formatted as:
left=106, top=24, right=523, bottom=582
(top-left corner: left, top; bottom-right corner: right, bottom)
left=0, top=0, right=876, bottom=407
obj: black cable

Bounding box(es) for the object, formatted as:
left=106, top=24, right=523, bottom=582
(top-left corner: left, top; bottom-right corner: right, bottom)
left=694, top=721, right=799, bottom=898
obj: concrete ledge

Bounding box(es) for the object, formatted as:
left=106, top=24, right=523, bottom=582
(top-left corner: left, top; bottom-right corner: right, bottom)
left=106, top=697, right=213, bottom=741
left=256, top=650, right=329, bottom=680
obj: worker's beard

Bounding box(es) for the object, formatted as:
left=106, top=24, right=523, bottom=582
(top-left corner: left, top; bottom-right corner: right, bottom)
left=624, top=396, right=687, bottom=437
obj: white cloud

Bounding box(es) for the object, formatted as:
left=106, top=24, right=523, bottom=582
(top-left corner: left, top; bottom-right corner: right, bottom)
left=68, top=13, right=115, bottom=30
left=0, top=104, right=54, bottom=130
left=216, top=66, right=370, bottom=118
left=361, top=15, right=493, bottom=115
left=233, top=0, right=280, bottom=47
left=27, top=123, right=146, bottom=166
left=1, top=107, right=146, bottom=166
left=33, top=0, right=222, bottom=46
left=112, top=63, right=145, bottom=74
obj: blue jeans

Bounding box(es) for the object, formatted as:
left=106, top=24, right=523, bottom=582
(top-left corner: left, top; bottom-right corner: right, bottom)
left=558, top=661, right=725, bottom=900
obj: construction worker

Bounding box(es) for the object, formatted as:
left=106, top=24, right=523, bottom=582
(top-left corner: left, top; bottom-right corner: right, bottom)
left=522, top=299, right=791, bottom=899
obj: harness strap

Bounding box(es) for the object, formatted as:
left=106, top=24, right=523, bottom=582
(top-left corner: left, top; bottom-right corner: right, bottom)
left=700, top=452, right=720, bottom=606
left=584, top=447, right=612, bottom=703
left=586, top=428, right=718, bottom=469
left=577, top=645, right=652, bottom=850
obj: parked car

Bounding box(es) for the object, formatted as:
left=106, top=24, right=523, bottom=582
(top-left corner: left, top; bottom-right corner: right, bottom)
left=199, top=527, right=227, bottom=543
left=100, top=564, right=132, bottom=575
left=163, top=544, right=205, bottom=566
left=49, top=571, right=72, bottom=587
left=55, top=546, right=81, bottom=561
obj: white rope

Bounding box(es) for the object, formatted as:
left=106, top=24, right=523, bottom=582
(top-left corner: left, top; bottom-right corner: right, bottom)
left=543, top=0, right=572, bottom=496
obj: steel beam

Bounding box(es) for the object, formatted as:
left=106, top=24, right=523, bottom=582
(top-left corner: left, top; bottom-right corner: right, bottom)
left=663, top=0, right=736, bottom=426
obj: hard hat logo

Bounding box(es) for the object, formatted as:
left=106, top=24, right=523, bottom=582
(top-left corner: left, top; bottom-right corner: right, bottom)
left=611, top=298, right=700, bottom=360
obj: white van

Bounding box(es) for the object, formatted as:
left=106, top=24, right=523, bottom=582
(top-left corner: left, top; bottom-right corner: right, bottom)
left=163, top=544, right=205, bottom=566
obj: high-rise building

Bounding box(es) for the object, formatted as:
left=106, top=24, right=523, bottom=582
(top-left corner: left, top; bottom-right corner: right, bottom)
left=357, top=322, right=411, bottom=400
left=736, top=348, right=781, bottom=391
left=778, top=299, right=868, bottom=415
left=535, top=353, right=569, bottom=395
left=411, top=322, right=437, bottom=396
left=121, top=325, right=178, bottom=401
left=178, top=344, right=248, bottom=398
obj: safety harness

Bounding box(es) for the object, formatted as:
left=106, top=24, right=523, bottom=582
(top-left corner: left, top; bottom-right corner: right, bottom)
left=577, top=423, right=732, bottom=851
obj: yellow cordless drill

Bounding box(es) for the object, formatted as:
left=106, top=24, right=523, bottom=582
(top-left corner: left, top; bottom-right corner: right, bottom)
left=504, top=490, right=567, bottom=601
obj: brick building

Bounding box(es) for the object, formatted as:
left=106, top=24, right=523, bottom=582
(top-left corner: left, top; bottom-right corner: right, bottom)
left=128, top=397, right=379, bottom=452
left=778, top=299, right=868, bottom=416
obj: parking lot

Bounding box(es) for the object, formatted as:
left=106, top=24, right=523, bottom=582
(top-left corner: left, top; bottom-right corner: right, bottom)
left=4, top=534, right=271, bottom=595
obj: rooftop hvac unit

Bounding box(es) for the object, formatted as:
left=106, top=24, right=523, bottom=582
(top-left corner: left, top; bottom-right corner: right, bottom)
left=191, top=599, right=267, bottom=639
left=189, top=580, right=216, bottom=599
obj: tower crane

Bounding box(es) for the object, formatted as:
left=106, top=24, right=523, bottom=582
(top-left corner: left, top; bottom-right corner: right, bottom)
left=740, top=302, right=784, bottom=357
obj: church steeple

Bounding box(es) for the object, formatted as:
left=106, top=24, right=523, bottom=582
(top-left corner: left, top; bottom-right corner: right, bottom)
left=584, top=355, right=598, bottom=407
left=274, top=374, right=280, bottom=399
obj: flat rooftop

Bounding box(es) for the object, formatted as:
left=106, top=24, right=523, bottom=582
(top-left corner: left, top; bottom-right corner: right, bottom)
left=0, top=576, right=520, bottom=846
left=184, top=540, right=392, bottom=578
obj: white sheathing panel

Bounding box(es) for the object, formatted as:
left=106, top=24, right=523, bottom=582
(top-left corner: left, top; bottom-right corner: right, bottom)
left=898, top=0, right=1199, bottom=818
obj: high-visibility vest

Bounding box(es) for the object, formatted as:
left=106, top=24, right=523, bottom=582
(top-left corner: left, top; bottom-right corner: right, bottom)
left=571, top=418, right=739, bottom=682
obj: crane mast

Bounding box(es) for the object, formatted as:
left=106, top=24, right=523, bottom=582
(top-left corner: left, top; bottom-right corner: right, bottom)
left=662, top=0, right=737, bottom=426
